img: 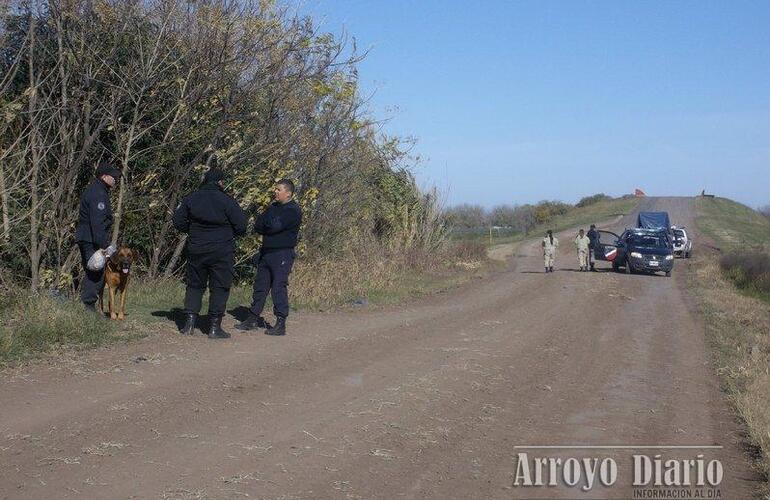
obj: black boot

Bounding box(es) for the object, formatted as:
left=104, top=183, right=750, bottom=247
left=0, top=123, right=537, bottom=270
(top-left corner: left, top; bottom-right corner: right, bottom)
left=549, top=267, right=554, bottom=273
left=180, top=313, right=197, bottom=336
left=545, top=267, right=549, bottom=273
left=265, top=317, right=286, bottom=336
left=208, top=315, right=230, bottom=339
left=234, top=313, right=270, bottom=331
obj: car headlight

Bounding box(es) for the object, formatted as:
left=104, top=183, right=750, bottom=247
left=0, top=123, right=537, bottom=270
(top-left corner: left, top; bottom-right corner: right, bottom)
left=665, top=255, right=674, bottom=260
left=630, top=252, right=643, bottom=259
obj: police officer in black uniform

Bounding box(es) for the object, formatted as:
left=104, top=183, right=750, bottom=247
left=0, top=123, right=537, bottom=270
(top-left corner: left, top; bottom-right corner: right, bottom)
left=235, top=179, right=302, bottom=336
left=587, top=224, right=600, bottom=271
left=173, top=167, right=247, bottom=339
left=75, top=161, right=121, bottom=312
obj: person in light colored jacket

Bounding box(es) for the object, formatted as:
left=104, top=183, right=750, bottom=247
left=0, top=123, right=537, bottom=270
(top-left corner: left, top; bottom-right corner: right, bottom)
left=574, top=229, right=591, bottom=272
left=542, top=230, right=559, bottom=273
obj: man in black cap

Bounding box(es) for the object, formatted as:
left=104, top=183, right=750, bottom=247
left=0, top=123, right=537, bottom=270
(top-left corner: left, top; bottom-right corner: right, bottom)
left=235, top=179, right=302, bottom=336
left=75, top=161, right=121, bottom=312
left=173, top=167, right=248, bottom=339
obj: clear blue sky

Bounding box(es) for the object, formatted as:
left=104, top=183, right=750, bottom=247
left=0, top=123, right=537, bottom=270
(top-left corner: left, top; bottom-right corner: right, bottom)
left=301, top=0, right=770, bottom=208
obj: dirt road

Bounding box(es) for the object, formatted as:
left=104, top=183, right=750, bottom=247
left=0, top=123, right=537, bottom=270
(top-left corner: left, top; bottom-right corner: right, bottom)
left=0, top=197, right=760, bottom=499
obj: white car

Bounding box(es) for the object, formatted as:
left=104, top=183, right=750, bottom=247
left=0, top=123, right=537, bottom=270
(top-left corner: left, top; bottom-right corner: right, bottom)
left=671, top=227, right=692, bottom=258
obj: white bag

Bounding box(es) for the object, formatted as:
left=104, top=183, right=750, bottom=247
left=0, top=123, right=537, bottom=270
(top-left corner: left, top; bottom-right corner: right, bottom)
left=86, top=250, right=105, bottom=271
left=86, top=244, right=117, bottom=271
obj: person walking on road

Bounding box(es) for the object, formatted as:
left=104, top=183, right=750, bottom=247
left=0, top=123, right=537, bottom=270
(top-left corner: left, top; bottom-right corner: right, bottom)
left=587, top=224, right=599, bottom=271
left=542, top=230, right=558, bottom=273
left=235, top=179, right=302, bottom=336
left=575, top=229, right=591, bottom=272
left=173, top=167, right=248, bottom=339
left=75, top=161, right=121, bottom=312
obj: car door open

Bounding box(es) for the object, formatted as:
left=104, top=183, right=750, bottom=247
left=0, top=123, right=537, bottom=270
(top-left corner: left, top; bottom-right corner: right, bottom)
left=594, top=230, right=620, bottom=261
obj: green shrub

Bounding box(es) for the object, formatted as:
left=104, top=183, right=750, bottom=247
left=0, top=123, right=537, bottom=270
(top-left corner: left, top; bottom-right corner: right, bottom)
left=576, top=193, right=612, bottom=208
left=719, top=251, right=770, bottom=299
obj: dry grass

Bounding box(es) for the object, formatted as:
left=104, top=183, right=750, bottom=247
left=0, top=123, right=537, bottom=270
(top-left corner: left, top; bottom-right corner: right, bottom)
left=691, top=255, right=770, bottom=478
left=720, top=251, right=770, bottom=300
left=289, top=251, right=400, bottom=309
left=287, top=241, right=486, bottom=309
left=692, top=197, right=770, bottom=490
left=0, top=291, right=133, bottom=365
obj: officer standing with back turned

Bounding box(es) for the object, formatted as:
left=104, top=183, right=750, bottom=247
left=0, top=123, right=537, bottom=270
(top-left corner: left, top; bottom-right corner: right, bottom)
left=236, top=179, right=302, bottom=336
left=75, top=161, right=121, bottom=312
left=173, top=167, right=247, bottom=339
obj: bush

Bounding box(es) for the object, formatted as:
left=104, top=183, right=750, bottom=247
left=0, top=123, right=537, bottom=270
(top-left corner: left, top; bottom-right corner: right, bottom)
left=576, top=193, right=612, bottom=208
left=719, top=251, right=770, bottom=297
left=533, top=200, right=572, bottom=225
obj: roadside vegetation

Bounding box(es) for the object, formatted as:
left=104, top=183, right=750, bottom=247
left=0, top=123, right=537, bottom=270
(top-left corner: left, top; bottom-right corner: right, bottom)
left=690, top=196, right=770, bottom=486
left=719, top=252, right=770, bottom=302
left=0, top=0, right=459, bottom=364
left=451, top=195, right=640, bottom=257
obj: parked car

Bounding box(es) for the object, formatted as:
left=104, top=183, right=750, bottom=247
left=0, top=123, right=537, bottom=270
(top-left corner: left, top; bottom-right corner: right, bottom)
left=671, top=227, right=693, bottom=258
left=592, top=228, right=674, bottom=277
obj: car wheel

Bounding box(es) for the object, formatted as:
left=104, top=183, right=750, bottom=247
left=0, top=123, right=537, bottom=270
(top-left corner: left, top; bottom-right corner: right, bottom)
left=666, top=271, right=671, bottom=277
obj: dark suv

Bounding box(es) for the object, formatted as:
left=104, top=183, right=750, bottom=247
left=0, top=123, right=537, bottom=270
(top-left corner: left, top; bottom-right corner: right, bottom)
left=593, top=228, right=674, bottom=277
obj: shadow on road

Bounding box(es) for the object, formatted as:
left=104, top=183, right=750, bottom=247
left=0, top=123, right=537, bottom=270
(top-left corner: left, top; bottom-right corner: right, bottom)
left=228, top=306, right=251, bottom=322
left=151, top=308, right=184, bottom=328
left=151, top=308, right=212, bottom=333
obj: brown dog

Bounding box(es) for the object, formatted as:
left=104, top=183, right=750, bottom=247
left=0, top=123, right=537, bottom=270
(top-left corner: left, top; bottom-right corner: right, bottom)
left=100, top=247, right=136, bottom=320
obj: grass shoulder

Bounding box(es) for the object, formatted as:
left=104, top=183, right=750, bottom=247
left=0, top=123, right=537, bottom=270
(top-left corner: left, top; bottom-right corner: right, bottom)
left=695, top=196, right=770, bottom=248
left=688, top=196, right=770, bottom=489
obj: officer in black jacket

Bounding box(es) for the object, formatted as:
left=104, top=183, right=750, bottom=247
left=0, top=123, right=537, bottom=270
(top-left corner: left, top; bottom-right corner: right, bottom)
left=173, top=168, right=247, bottom=339
left=587, top=224, right=599, bottom=271
left=235, top=179, right=302, bottom=336
left=75, top=162, right=121, bottom=312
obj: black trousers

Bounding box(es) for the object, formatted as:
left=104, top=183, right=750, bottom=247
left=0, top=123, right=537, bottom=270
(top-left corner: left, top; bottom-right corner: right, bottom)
left=78, top=242, right=105, bottom=308
left=249, top=248, right=295, bottom=319
left=184, top=250, right=235, bottom=316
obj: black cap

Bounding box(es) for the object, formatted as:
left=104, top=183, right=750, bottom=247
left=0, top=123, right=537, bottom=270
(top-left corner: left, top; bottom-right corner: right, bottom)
left=96, top=161, right=121, bottom=179
left=203, top=167, right=225, bottom=184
